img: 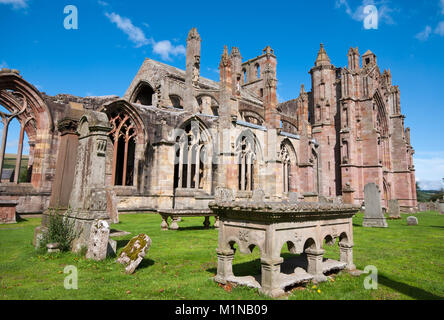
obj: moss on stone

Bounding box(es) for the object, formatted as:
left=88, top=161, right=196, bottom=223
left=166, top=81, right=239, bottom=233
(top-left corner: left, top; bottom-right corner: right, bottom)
left=120, top=234, right=147, bottom=261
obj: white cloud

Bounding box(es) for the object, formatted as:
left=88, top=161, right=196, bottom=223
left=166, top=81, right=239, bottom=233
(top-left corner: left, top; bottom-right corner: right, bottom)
left=414, top=153, right=444, bottom=191
left=440, top=0, right=444, bottom=14
left=336, top=0, right=396, bottom=25
left=0, top=61, right=8, bottom=69
left=97, top=0, right=108, bottom=6
left=152, top=40, right=185, bottom=61
left=434, top=21, right=444, bottom=36
left=418, top=180, right=444, bottom=191
left=105, top=12, right=186, bottom=61
left=0, top=0, right=28, bottom=9
left=335, top=0, right=352, bottom=15
left=105, top=12, right=151, bottom=48
left=415, top=26, right=432, bottom=41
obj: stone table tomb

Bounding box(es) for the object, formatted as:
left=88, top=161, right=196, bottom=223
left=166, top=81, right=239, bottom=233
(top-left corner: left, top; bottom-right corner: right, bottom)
left=209, top=198, right=360, bottom=298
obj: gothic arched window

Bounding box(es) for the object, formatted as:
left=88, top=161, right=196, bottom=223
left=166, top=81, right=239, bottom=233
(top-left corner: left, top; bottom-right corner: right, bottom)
left=236, top=133, right=257, bottom=192
left=280, top=144, right=291, bottom=193
left=108, top=111, right=137, bottom=186
left=174, top=121, right=208, bottom=190
left=0, top=92, right=36, bottom=184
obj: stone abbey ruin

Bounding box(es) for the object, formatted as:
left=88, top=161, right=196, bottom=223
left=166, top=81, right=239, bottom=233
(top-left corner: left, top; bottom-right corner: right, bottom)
left=0, top=28, right=417, bottom=226
left=0, top=27, right=421, bottom=297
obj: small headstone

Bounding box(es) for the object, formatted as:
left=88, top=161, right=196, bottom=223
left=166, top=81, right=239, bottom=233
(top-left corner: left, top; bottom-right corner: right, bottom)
left=251, top=189, right=265, bottom=203
left=288, top=192, right=300, bottom=203
left=418, top=203, right=427, bottom=212
left=33, top=226, right=48, bottom=249
left=117, top=234, right=152, bottom=274
left=47, top=243, right=60, bottom=253
left=214, top=187, right=234, bottom=202
left=407, top=216, right=418, bottom=226
left=363, top=183, right=388, bottom=228
left=388, top=199, right=401, bottom=219
left=86, top=220, right=110, bottom=261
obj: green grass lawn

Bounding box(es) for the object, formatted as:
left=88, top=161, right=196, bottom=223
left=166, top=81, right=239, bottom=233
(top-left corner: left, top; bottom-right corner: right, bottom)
left=0, top=211, right=443, bottom=300
left=2, top=154, right=28, bottom=170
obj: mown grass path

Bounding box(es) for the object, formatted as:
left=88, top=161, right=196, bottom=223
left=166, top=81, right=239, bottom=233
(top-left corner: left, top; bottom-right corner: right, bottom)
left=0, top=212, right=443, bottom=300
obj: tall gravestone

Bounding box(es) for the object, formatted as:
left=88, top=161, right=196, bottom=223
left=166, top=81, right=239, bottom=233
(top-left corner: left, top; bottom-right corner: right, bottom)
left=363, top=183, right=388, bottom=228
left=388, top=199, right=401, bottom=219
left=66, top=110, right=112, bottom=252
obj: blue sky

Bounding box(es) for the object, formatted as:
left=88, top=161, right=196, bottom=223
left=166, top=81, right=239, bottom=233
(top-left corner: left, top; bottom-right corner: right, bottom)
left=0, top=0, right=443, bottom=190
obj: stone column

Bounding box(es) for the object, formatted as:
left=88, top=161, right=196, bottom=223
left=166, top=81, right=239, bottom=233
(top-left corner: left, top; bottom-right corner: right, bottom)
left=306, top=248, right=327, bottom=282
left=215, top=248, right=235, bottom=284
left=339, top=243, right=356, bottom=271
left=259, top=257, right=284, bottom=298
left=66, top=110, right=112, bottom=253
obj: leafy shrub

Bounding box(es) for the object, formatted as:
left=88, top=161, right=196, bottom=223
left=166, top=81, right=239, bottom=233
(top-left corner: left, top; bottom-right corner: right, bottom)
left=41, top=211, right=78, bottom=252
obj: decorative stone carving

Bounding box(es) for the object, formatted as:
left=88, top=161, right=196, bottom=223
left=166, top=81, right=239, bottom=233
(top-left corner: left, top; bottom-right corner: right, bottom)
left=214, top=187, right=234, bottom=203
left=117, top=234, right=152, bottom=274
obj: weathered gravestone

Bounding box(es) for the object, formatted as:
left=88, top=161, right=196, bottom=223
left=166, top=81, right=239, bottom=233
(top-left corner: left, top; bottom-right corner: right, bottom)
left=288, top=192, right=300, bottom=203
left=251, top=189, right=265, bottom=203
left=418, top=202, right=427, bottom=212
left=388, top=199, right=401, bottom=219
left=407, top=216, right=418, bottom=226
left=363, top=183, right=388, bottom=228
left=33, top=226, right=48, bottom=249
left=64, top=111, right=112, bottom=253
left=86, top=220, right=111, bottom=261
left=117, top=234, right=152, bottom=274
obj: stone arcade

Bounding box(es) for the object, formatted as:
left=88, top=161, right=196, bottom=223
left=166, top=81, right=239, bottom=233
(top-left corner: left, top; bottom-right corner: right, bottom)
left=0, top=28, right=417, bottom=232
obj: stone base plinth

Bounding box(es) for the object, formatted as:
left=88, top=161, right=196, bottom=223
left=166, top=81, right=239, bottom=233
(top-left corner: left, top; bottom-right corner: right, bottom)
left=363, top=218, right=388, bottom=228
left=0, top=200, right=18, bottom=224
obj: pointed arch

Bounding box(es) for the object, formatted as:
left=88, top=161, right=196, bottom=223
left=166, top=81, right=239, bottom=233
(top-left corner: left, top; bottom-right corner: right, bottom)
left=235, top=129, right=263, bottom=192
left=0, top=72, right=53, bottom=188
left=173, top=117, right=213, bottom=192
left=130, top=81, right=155, bottom=106
left=100, top=100, right=147, bottom=187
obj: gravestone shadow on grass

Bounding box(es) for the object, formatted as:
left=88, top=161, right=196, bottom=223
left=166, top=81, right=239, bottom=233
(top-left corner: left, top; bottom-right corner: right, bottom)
left=378, top=274, right=443, bottom=300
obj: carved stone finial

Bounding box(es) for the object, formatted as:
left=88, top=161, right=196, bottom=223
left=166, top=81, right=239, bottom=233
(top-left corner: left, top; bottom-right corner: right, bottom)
left=187, top=28, right=201, bottom=41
